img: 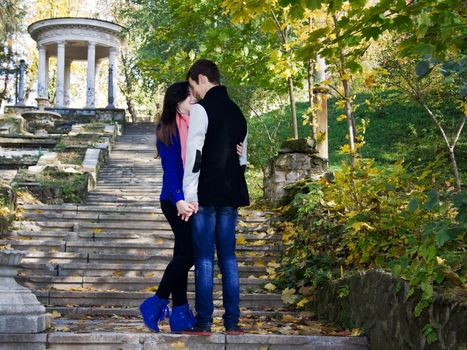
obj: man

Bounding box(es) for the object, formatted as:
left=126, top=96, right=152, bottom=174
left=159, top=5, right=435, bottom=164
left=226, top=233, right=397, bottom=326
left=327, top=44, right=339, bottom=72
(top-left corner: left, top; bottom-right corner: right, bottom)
left=182, top=59, right=249, bottom=335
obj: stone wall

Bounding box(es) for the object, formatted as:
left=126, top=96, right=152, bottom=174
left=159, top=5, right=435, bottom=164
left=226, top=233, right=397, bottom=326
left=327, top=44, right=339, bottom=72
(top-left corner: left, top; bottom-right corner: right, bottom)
left=47, top=108, right=126, bottom=124
left=313, top=270, right=466, bottom=350
left=263, top=139, right=327, bottom=206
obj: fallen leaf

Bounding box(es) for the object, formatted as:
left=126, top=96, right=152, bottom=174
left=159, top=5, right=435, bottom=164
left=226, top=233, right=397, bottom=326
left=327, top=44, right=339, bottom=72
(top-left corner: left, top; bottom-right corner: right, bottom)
left=236, top=235, right=247, bottom=245
left=282, top=314, right=295, bottom=322
left=264, top=283, right=276, bottom=292
left=281, top=288, right=297, bottom=305
left=169, top=341, right=188, bottom=350
left=50, top=311, right=62, bottom=319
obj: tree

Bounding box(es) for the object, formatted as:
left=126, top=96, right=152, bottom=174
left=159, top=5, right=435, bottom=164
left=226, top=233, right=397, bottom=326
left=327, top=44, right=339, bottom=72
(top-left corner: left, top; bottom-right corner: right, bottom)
left=0, top=0, right=24, bottom=109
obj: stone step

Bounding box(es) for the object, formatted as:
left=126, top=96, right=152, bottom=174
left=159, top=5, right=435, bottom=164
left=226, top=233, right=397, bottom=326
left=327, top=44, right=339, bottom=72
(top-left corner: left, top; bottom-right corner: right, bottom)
left=90, top=188, right=163, bottom=193
left=17, top=275, right=268, bottom=292
left=8, top=230, right=279, bottom=244
left=10, top=230, right=173, bottom=241
left=20, top=211, right=168, bottom=222
left=21, top=204, right=163, bottom=214
left=86, top=195, right=161, bottom=201
left=20, top=251, right=277, bottom=266
left=4, top=239, right=280, bottom=258
left=20, top=205, right=274, bottom=223
left=46, top=306, right=296, bottom=318
left=33, top=332, right=368, bottom=350
left=19, top=262, right=267, bottom=279
left=85, top=200, right=160, bottom=206
left=34, top=290, right=283, bottom=308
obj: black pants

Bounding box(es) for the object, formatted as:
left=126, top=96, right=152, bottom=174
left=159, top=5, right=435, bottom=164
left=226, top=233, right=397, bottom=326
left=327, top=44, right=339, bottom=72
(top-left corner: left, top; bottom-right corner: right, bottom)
left=156, top=200, right=194, bottom=306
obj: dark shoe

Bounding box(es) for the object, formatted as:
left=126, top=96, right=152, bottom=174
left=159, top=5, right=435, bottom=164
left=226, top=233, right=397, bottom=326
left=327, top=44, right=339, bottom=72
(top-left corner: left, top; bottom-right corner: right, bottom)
left=170, top=303, right=196, bottom=333
left=181, top=323, right=212, bottom=336
left=139, top=295, right=170, bottom=332
left=225, top=325, right=245, bottom=335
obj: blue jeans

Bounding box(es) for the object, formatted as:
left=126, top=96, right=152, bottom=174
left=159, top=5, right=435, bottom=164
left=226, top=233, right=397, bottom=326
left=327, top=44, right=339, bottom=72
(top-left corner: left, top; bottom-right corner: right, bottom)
left=191, top=206, right=240, bottom=328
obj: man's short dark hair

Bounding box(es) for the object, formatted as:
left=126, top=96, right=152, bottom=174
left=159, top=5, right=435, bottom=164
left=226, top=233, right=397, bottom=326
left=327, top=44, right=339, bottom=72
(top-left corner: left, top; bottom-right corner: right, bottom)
left=187, top=59, right=220, bottom=84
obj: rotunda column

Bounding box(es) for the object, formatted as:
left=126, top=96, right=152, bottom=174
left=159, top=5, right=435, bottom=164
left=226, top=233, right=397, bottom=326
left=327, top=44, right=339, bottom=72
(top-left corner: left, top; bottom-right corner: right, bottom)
left=64, top=60, right=71, bottom=107
left=86, top=41, right=96, bottom=108
left=106, top=47, right=117, bottom=109
left=37, top=44, right=47, bottom=98
left=55, top=41, right=66, bottom=107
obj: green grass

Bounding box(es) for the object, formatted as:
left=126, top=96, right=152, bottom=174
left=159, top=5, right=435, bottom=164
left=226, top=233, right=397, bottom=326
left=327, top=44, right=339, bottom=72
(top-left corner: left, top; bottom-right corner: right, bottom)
left=248, top=89, right=466, bottom=175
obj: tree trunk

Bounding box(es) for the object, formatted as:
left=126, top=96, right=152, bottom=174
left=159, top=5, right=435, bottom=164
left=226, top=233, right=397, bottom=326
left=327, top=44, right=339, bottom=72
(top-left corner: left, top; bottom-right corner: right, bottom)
left=421, top=101, right=464, bottom=191
left=119, top=53, right=138, bottom=123
left=307, top=59, right=316, bottom=142
left=288, top=76, right=298, bottom=139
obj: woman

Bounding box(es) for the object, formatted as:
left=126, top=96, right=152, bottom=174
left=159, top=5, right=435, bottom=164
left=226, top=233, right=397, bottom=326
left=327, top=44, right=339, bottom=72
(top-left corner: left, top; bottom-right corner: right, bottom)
left=140, top=81, right=197, bottom=333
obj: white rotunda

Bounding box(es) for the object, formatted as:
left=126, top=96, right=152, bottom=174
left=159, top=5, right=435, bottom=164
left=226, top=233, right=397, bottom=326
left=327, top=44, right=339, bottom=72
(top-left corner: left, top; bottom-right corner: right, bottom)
left=28, top=17, right=124, bottom=109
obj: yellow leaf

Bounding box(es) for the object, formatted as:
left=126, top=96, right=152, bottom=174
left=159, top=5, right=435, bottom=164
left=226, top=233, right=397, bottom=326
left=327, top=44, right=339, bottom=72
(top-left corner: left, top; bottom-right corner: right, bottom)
left=145, top=286, right=158, bottom=292
left=50, top=311, right=62, bottom=319
left=436, top=256, right=446, bottom=265
left=236, top=235, right=247, bottom=245
left=112, top=271, right=125, bottom=277
left=264, top=283, right=276, bottom=292
left=34, top=209, right=42, bottom=214
left=282, top=314, right=295, bottom=322
left=216, top=274, right=222, bottom=279
left=351, top=328, right=362, bottom=336
left=336, top=114, right=347, bottom=122
left=281, top=288, right=297, bottom=304
left=94, top=228, right=103, bottom=233
left=296, top=297, right=311, bottom=308
left=170, top=341, right=188, bottom=350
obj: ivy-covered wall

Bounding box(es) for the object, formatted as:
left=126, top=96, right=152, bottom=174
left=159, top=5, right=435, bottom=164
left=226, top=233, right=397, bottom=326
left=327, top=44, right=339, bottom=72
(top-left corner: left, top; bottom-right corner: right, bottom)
left=314, top=270, right=466, bottom=350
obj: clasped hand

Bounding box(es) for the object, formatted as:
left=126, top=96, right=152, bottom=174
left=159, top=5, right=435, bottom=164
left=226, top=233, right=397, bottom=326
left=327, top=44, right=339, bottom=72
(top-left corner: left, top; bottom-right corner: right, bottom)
left=176, top=200, right=198, bottom=221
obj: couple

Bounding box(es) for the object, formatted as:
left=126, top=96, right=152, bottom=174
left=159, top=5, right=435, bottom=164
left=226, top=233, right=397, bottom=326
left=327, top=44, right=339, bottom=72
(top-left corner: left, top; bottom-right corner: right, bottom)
left=140, top=59, right=249, bottom=336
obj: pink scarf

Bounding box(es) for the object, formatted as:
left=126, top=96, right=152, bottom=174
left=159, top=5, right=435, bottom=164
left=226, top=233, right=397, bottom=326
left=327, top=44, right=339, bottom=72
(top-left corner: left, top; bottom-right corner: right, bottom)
left=176, top=112, right=190, bottom=168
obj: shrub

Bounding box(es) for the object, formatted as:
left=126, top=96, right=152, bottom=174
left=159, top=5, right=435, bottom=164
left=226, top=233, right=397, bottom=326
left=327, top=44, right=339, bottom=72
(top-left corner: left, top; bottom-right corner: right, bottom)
left=275, top=157, right=466, bottom=317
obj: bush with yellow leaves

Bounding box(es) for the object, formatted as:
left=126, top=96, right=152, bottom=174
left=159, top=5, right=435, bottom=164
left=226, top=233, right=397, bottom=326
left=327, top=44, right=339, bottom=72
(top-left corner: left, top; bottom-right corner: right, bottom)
left=274, top=157, right=466, bottom=321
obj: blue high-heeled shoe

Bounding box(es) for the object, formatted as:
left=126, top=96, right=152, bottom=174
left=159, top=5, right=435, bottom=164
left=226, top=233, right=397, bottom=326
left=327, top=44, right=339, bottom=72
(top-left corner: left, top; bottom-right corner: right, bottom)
left=139, top=295, right=170, bottom=332
left=169, top=303, right=196, bottom=333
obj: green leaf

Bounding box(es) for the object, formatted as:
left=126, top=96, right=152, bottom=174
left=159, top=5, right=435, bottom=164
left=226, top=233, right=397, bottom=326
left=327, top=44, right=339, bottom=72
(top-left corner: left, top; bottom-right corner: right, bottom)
left=408, top=198, right=419, bottom=213
left=345, top=60, right=363, bottom=73
left=411, top=43, right=435, bottom=56
left=422, top=324, right=439, bottom=345
left=434, top=228, right=450, bottom=247
left=303, top=0, right=321, bottom=10
left=423, top=190, right=439, bottom=210
left=415, top=60, right=430, bottom=77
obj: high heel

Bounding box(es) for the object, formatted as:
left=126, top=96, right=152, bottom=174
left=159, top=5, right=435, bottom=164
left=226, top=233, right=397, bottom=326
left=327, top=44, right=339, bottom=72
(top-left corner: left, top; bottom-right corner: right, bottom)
left=139, top=295, right=170, bottom=332
left=169, top=303, right=196, bottom=333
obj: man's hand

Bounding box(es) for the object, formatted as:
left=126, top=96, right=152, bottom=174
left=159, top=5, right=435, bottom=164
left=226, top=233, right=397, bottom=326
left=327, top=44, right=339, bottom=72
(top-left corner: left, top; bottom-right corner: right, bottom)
left=190, top=201, right=199, bottom=214
left=176, top=200, right=196, bottom=221
left=236, top=143, right=243, bottom=157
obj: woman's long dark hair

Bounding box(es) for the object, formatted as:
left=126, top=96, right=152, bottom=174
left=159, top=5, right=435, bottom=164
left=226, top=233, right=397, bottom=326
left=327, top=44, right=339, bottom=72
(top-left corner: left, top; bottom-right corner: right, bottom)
left=157, top=81, right=190, bottom=146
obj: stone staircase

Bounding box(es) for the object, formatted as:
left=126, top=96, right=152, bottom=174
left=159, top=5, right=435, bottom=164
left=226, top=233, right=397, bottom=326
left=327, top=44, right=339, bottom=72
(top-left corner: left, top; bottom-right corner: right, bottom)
left=1, top=123, right=368, bottom=349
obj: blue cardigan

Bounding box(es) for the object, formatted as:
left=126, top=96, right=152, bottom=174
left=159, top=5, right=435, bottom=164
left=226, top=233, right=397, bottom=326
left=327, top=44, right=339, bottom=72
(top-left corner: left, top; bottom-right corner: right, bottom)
left=156, top=128, right=184, bottom=206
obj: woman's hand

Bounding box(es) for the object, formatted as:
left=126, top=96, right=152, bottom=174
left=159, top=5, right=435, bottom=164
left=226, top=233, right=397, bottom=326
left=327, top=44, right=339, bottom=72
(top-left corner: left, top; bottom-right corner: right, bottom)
left=237, top=143, right=243, bottom=157
left=176, top=200, right=196, bottom=221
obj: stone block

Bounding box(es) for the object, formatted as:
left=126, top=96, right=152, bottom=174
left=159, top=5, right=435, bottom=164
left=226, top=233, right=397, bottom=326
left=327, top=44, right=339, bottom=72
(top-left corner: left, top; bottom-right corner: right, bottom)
left=142, top=333, right=225, bottom=350
left=0, top=123, right=13, bottom=135
left=37, top=152, right=58, bottom=165
left=226, top=334, right=368, bottom=350
left=47, top=333, right=142, bottom=350
left=279, top=138, right=316, bottom=154
left=0, top=333, right=47, bottom=350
